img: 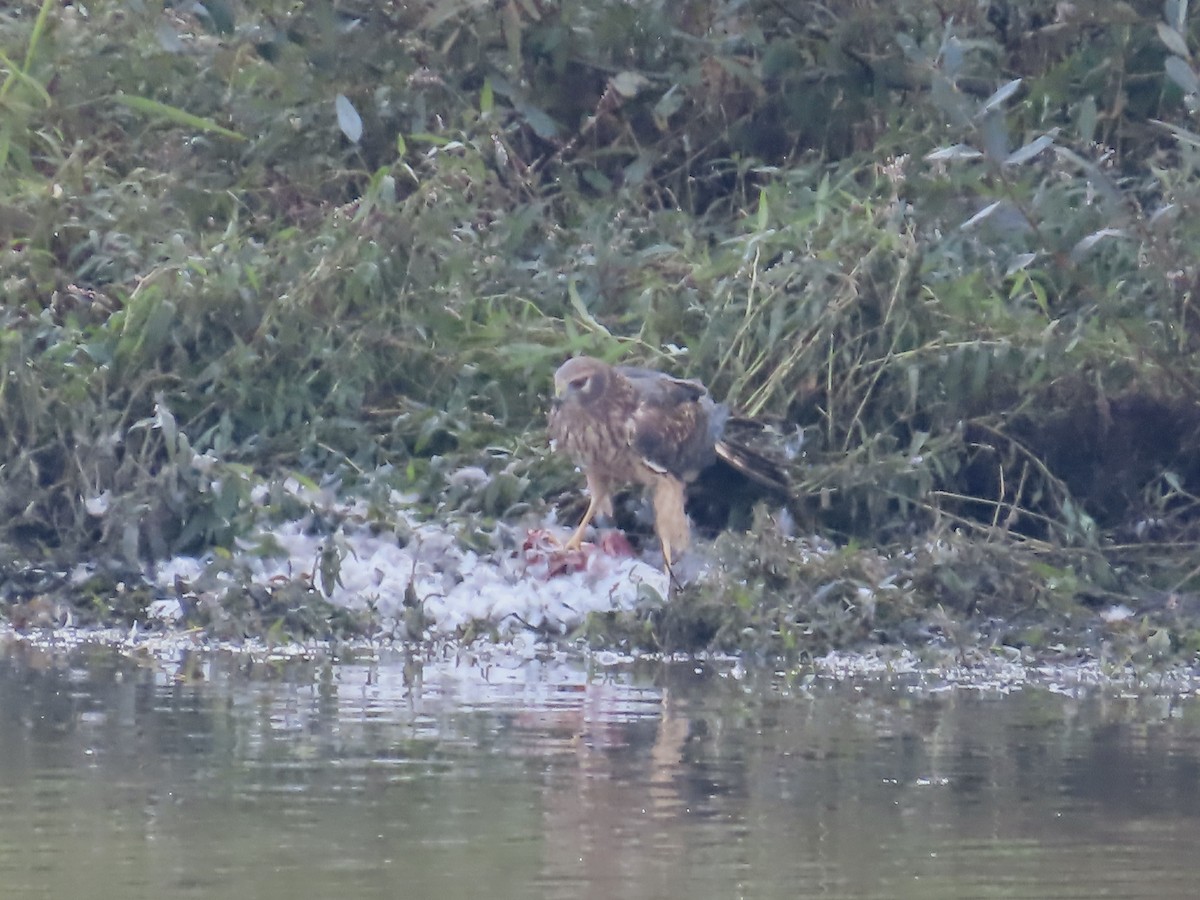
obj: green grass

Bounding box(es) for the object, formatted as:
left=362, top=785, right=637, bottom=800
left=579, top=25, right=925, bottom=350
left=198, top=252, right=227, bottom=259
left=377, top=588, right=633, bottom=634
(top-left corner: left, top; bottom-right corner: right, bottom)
left=3, top=0, right=1200, bottom=659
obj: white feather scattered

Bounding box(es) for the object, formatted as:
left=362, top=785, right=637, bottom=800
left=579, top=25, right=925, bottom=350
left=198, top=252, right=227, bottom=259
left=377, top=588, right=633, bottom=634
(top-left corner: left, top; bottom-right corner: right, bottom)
left=153, top=509, right=669, bottom=638
left=1100, top=604, right=1134, bottom=624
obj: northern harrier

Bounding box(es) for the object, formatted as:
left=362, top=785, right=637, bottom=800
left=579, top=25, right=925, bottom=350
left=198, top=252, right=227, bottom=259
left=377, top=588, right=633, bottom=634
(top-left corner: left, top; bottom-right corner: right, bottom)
left=548, top=356, right=784, bottom=567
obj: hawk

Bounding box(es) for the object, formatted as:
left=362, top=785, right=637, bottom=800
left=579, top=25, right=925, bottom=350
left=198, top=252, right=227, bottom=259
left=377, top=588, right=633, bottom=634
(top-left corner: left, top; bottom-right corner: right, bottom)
left=548, top=356, right=784, bottom=568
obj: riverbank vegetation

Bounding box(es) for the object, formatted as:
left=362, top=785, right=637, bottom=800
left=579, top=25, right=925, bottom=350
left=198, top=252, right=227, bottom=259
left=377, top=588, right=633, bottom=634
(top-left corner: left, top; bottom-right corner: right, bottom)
left=3, top=0, right=1200, bottom=663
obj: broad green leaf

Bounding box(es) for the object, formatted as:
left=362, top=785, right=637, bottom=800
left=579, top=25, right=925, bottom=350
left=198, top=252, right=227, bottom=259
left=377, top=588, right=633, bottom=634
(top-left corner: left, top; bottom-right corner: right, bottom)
left=114, top=94, right=246, bottom=140
left=156, top=397, right=178, bottom=461
left=623, top=155, right=651, bottom=185
left=501, top=0, right=521, bottom=70
left=1076, top=94, right=1097, bottom=144
left=978, top=78, right=1022, bottom=115
left=1005, top=252, right=1037, bottom=276
left=335, top=93, right=363, bottom=143
left=480, top=78, right=494, bottom=115
left=1165, top=55, right=1200, bottom=94
left=516, top=101, right=558, bottom=140
left=409, top=132, right=450, bottom=145
left=653, top=85, right=683, bottom=129
left=1151, top=118, right=1200, bottom=148
left=581, top=168, right=611, bottom=192
left=1157, top=22, right=1191, bottom=59
left=1166, top=0, right=1189, bottom=31
left=960, top=200, right=1001, bottom=229
left=980, top=110, right=1009, bottom=161
left=1004, top=133, right=1054, bottom=166
left=1070, top=228, right=1124, bottom=261
left=939, top=36, right=963, bottom=79
left=925, top=143, right=982, bottom=161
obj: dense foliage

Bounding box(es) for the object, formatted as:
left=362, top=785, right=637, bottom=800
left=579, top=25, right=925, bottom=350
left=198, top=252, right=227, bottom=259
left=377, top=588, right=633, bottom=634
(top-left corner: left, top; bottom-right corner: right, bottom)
left=4, top=0, right=1200, bottom=653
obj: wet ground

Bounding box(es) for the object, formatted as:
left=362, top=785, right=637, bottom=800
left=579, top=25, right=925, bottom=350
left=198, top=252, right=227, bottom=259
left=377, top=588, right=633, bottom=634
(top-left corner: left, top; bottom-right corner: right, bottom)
left=2, top=635, right=1199, bottom=899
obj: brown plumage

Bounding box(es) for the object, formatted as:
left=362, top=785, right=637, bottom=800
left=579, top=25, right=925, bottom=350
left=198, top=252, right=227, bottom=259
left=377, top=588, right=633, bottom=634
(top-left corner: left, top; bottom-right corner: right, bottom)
left=548, top=356, right=784, bottom=567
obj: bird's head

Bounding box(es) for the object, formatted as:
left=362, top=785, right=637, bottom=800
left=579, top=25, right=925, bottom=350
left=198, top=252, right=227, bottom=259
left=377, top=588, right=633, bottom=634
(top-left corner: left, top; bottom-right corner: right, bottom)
left=553, top=356, right=608, bottom=407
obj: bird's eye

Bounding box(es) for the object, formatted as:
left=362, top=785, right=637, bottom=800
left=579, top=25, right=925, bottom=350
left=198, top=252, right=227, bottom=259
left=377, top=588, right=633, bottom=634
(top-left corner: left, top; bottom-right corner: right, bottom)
left=570, top=375, right=590, bottom=391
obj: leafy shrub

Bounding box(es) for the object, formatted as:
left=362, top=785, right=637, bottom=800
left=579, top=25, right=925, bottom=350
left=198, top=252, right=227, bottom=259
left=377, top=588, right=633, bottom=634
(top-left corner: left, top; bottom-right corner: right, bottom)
left=4, top=0, right=1200, bottom=613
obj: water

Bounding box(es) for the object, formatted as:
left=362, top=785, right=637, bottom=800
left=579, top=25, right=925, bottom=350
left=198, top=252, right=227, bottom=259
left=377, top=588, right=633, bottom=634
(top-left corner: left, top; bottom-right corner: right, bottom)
left=1, top=641, right=1199, bottom=899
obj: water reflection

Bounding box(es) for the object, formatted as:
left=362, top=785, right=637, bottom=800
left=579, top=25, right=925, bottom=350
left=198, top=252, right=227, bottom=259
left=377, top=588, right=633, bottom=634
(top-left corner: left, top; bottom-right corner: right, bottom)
left=1, top=641, right=1199, bottom=899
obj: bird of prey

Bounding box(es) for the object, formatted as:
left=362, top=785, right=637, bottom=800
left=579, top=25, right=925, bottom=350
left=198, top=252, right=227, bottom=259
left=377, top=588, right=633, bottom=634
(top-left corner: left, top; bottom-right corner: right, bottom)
left=548, top=356, right=784, bottom=568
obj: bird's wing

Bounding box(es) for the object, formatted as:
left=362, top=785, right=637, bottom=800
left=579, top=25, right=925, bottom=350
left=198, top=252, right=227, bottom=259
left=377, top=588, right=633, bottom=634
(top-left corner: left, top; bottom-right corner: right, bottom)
left=622, top=368, right=723, bottom=481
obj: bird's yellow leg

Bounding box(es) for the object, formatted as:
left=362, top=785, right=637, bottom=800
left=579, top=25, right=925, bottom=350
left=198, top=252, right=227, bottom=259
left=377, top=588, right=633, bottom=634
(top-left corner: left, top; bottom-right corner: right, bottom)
left=562, top=475, right=612, bottom=550
left=565, top=494, right=600, bottom=550
left=651, top=476, right=688, bottom=578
